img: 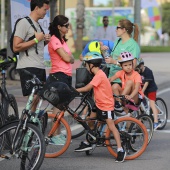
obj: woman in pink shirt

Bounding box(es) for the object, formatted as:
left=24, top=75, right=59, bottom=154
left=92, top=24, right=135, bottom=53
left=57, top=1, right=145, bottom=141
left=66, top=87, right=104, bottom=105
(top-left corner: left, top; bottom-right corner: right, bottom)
left=47, top=15, right=74, bottom=87
left=47, top=15, right=74, bottom=144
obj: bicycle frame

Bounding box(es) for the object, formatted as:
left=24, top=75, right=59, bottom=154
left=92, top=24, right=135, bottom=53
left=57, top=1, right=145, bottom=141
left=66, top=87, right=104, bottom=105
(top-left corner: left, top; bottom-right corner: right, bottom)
left=12, top=84, right=43, bottom=152
left=140, top=96, right=164, bottom=116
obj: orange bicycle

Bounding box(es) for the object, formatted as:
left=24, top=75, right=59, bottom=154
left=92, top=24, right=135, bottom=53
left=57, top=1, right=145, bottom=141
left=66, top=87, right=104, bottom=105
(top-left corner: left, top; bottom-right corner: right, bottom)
left=42, top=82, right=148, bottom=160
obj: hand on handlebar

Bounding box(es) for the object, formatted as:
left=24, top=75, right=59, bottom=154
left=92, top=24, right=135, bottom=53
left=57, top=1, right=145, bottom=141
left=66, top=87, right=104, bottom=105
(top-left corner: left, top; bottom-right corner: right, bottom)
left=125, top=95, right=134, bottom=102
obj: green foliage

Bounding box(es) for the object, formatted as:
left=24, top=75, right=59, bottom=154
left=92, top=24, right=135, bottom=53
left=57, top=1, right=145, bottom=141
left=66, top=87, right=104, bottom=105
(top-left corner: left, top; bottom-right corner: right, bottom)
left=141, top=46, right=170, bottom=53
left=161, top=2, right=170, bottom=33
left=73, top=50, right=81, bottom=59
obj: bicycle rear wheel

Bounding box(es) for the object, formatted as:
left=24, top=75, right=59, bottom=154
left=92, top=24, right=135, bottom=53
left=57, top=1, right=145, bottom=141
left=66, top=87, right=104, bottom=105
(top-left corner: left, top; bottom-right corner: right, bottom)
left=105, top=117, right=148, bottom=160
left=154, top=97, right=168, bottom=130
left=0, top=121, right=45, bottom=170
left=45, top=113, right=71, bottom=158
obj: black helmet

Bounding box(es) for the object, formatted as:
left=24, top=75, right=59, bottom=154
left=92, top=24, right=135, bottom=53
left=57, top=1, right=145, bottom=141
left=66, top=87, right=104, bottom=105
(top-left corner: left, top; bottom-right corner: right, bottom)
left=39, top=82, right=79, bottom=108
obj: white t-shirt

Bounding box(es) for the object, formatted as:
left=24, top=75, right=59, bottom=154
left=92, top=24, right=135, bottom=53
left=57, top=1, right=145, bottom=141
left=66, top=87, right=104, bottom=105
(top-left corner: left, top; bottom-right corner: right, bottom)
left=94, top=26, right=117, bottom=41
left=15, top=16, right=45, bottom=69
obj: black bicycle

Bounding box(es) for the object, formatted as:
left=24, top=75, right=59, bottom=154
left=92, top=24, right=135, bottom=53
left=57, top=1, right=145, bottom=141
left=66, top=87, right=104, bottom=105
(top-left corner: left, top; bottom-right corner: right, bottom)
left=0, top=69, right=46, bottom=170
left=0, top=56, right=19, bottom=126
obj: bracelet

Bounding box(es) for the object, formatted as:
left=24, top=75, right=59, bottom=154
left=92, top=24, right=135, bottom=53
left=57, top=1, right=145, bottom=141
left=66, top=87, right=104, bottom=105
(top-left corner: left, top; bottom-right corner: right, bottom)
left=34, top=38, right=38, bottom=44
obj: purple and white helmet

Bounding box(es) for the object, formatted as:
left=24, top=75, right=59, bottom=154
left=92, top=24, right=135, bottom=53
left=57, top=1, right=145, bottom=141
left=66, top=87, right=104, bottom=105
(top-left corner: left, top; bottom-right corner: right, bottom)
left=118, top=52, right=134, bottom=63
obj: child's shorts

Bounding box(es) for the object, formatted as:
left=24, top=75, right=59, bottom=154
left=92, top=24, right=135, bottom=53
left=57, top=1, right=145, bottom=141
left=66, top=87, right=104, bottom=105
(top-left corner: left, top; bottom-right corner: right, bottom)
left=92, top=105, right=114, bottom=120
left=146, top=91, right=157, bottom=101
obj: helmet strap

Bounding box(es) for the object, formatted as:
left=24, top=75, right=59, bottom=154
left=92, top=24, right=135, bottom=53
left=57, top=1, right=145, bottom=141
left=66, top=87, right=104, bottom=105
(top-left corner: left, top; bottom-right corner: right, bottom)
left=88, top=63, right=95, bottom=75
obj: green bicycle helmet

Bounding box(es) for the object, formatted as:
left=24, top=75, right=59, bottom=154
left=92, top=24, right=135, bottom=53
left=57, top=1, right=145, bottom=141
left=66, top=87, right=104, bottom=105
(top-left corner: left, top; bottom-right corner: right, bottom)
left=83, top=52, right=103, bottom=64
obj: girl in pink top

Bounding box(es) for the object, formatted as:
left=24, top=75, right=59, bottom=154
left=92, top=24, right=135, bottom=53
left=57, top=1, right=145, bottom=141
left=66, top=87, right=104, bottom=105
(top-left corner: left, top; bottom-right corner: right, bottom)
left=109, top=52, right=144, bottom=109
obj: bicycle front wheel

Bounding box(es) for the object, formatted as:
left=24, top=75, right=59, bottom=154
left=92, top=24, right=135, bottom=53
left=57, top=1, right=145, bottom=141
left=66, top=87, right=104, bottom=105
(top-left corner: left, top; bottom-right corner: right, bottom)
left=137, top=114, right=154, bottom=144
left=0, top=121, right=45, bottom=170
left=0, top=107, right=4, bottom=127
left=105, top=117, right=148, bottom=160
left=45, top=114, right=71, bottom=158
left=3, top=94, right=19, bottom=122
left=65, top=96, right=93, bottom=139
left=154, top=97, right=168, bottom=130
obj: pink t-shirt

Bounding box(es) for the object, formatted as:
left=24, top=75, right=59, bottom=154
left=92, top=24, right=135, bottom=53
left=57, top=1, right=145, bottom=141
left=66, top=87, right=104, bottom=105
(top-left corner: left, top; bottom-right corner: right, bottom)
left=115, top=70, right=144, bottom=97
left=48, top=35, right=72, bottom=76
left=90, top=70, right=114, bottom=111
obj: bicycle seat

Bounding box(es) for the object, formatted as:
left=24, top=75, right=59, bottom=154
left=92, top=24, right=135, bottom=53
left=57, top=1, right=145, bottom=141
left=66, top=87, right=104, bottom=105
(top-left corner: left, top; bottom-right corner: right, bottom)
left=125, top=102, right=139, bottom=111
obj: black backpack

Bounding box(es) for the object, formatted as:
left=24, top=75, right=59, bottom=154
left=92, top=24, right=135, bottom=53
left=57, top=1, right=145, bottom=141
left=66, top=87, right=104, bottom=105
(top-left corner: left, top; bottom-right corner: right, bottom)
left=10, top=16, right=45, bottom=56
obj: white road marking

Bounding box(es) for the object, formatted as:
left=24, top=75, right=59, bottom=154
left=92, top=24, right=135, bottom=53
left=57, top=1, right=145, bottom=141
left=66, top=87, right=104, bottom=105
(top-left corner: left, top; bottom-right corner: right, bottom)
left=157, top=88, right=170, bottom=95
left=155, top=130, right=170, bottom=133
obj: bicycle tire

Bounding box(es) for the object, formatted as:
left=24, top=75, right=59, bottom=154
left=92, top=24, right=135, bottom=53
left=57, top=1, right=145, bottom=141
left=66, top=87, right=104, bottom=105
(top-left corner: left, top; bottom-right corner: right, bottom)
left=65, top=96, right=94, bottom=139
left=9, top=64, right=20, bottom=80
left=45, top=113, right=71, bottom=158
left=0, top=121, right=45, bottom=170
left=153, top=97, right=168, bottom=130
left=3, top=94, right=19, bottom=122
left=0, top=106, right=4, bottom=127
left=136, top=114, right=154, bottom=144
left=105, top=117, right=148, bottom=160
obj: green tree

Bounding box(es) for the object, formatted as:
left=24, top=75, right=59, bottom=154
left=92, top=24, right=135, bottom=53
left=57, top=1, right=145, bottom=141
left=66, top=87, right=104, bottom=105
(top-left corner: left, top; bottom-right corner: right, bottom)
left=161, top=2, right=170, bottom=33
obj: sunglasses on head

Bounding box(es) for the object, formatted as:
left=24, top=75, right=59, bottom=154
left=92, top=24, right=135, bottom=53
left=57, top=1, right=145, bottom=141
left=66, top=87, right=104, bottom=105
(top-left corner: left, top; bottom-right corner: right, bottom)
left=61, top=23, right=69, bottom=28
left=116, top=26, right=123, bottom=30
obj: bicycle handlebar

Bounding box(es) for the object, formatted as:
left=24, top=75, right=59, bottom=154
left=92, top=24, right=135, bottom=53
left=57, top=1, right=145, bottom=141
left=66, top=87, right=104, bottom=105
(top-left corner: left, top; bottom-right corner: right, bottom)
left=0, top=56, right=16, bottom=69
left=23, top=69, right=42, bottom=85
left=113, top=94, right=135, bottom=103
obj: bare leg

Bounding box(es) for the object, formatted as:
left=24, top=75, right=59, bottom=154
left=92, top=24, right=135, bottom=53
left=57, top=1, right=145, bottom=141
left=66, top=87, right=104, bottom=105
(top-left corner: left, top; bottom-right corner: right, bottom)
left=150, top=100, right=159, bottom=123
left=106, top=118, right=122, bottom=148
left=121, top=80, right=139, bottom=104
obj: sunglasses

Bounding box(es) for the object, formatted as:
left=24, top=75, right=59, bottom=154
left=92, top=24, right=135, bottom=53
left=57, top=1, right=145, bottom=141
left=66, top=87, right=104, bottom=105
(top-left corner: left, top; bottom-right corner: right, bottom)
left=116, top=26, right=123, bottom=30
left=61, top=23, right=69, bottom=28
left=103, top=20, right=109, bottom=22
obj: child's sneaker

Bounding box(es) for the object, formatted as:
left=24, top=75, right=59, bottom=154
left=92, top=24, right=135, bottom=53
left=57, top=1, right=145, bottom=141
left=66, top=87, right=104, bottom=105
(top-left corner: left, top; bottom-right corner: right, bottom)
left=74, top=142, right=92, bottom=152
left=154, top=122, right=161, bottom=130
left=115, top=101, right=123, bottom=111
left=115, top=151, right=126, bottom=163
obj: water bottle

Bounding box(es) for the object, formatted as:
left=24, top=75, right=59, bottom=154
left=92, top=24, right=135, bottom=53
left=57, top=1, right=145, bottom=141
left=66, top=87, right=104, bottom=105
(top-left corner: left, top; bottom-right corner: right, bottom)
left=102, top=50, right=111, bottom=67
left=102, top=50, right=110, bottom=58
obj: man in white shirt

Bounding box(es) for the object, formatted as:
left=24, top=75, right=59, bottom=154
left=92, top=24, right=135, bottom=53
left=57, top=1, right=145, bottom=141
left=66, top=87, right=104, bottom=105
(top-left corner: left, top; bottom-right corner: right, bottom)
left=94, top=16, right=117, bottom=42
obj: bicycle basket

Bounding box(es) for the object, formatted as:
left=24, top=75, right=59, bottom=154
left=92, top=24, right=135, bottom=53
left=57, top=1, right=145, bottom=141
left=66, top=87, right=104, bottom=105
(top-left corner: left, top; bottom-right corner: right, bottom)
left=39, top=82, right=79, bottom=109
left=75, top=67, right=93, bottom=88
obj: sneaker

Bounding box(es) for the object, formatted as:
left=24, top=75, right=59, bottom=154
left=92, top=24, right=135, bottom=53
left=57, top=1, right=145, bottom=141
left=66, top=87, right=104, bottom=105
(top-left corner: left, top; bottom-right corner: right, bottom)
left=50, top=134, right=66, bottom=145
left=74, top=142, right=92, bottom=152
left=115, top=151, right=126, bottom=163
left=115, top=101, right=123, bottom=111
left=154, top=122, right=161, bottom=130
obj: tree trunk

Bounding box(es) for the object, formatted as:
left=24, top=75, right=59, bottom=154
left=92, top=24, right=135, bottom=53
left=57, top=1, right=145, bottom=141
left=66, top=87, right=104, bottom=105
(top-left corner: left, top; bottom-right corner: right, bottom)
left=76, top=0, right=85, bottom=51
left=50, top=0, right=57, bottom=22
